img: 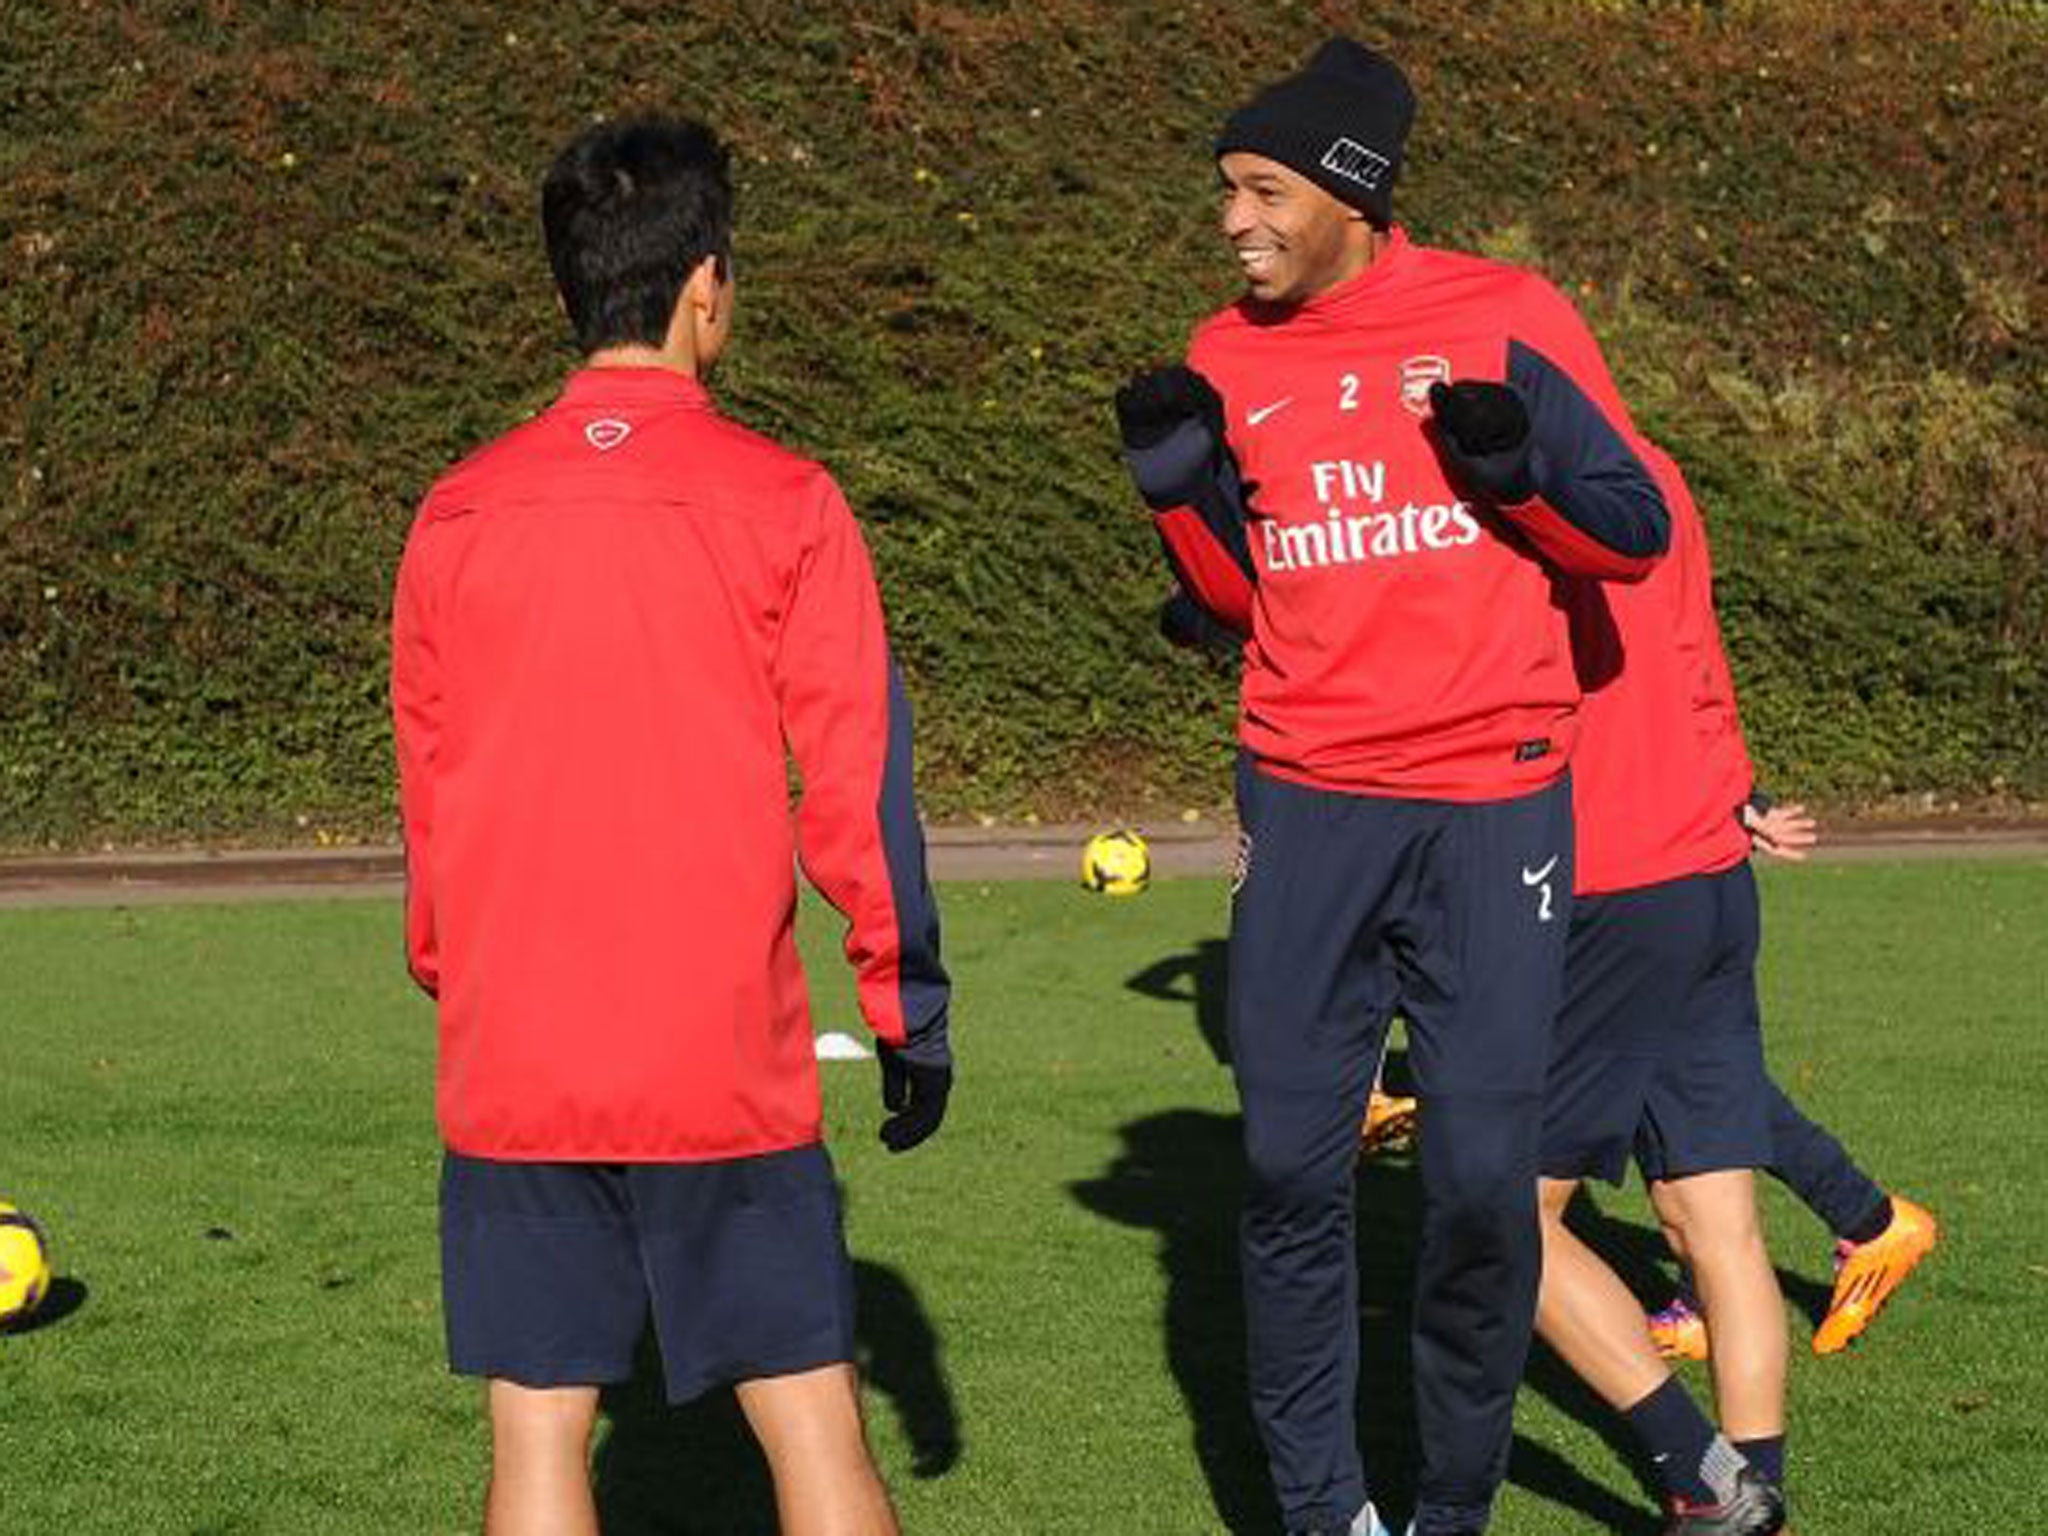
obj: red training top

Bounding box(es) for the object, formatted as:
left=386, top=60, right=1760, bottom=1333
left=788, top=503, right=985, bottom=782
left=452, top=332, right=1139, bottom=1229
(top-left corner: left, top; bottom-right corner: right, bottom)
left=392, top=368, right=948, bottom=1162
left=1565, top=445, right=1755, bottom=895
left=1155, top=229, right=1669, bottom=802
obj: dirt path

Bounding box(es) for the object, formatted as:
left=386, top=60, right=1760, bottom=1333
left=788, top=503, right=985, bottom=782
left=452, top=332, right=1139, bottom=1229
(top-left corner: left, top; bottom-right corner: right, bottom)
left=2, top=820, right=2042, bottom=910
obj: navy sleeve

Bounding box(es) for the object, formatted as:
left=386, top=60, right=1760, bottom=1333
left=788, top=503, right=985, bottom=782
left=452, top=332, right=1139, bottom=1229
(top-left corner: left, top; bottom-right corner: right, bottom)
left=1508, top=338, right=1670, bottom=566
left=1125, top=418, right=1259, bottom=581
left=877, top=659, right=951, bottom=1067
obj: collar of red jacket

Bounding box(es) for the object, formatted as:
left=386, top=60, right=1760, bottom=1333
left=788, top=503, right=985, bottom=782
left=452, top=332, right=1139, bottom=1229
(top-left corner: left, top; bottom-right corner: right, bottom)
left=557, top=366, right=713, bottom=410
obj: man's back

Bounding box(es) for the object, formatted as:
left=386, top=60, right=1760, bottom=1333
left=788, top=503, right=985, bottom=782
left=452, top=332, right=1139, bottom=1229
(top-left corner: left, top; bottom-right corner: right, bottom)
left=1564, top=444, right=1754, bottom=895
left=395, top=367, right=925, bottom=1162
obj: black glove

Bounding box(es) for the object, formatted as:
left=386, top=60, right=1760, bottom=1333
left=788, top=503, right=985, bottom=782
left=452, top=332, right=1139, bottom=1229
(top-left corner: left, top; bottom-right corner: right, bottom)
left=1427, top=379, right=1536, bottom=503
left=1115, top=365, right=1227, bottom=451
left=1115, top=365, right=1231, bottom=508
left=878, top=1044, right=951, bottom=1153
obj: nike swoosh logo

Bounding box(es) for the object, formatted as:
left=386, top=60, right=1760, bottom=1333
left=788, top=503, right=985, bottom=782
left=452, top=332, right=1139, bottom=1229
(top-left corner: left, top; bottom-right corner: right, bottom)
left=1245, top=397, right=1294, bottom=426
left=1521, top=857, right=1559, bottom=885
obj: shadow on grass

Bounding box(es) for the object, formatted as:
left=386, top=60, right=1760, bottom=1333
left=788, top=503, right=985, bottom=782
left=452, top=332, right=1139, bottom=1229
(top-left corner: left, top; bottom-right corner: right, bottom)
left=1071, top=1107, right=1273, bottom=1534
left=1781, top=1265, right=1836, bottom=1331
left=591, top=1258, right=958, bottom=1534
left=5, top=1276, right=88, bottom=1335
left=1128, top=938, right=1234, bottom=1066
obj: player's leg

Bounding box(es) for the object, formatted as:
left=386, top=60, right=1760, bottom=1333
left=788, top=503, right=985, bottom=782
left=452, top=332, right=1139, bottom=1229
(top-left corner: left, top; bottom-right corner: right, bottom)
left=1394, top=773, right=1572, bottom=1535
left=484, top=1382, right=602, bottom=1536
left=1544, top=979, right=1704, bottom=1363
left=1535, top=1177, right=1667, bottom=1408
left=1534, top=1181, right=1773, bottom=1534
left=440, top=1156, right=650, bottom=1535
left=1763, top=1079, right=1940, bottom=1354
left=633, top=1147, right=893, bottom=1532
left=1634, top=864, right=1787, bottom=1506
left=1229, top=763, right=1405, bottom=1535
left=1763, top=1077, right=1888, bottom=1241
left=1532, top=889, right=1681, bottom=1408
left=1648, top=1074, right=1916, bottom=1362
left=1534, top=882, right=1759, bottom=1524
left=734, top=1364, right=898, bottom=1536
left=1649, top=1170, right=1785, bottom=1450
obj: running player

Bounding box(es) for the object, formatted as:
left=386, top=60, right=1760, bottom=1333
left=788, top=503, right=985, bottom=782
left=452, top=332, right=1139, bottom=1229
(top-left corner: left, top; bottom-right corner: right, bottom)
left=1532, top=450, right=1792, bottom=1535
left=1116, top=39, right=1669, bottom=1536
left=391, top=117, right=950, bottom=1536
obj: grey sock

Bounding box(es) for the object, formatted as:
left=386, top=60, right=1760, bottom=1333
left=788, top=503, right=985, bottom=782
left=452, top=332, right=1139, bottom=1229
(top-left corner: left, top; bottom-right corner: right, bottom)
left=1700, top=1434, right=1750, bottom=1505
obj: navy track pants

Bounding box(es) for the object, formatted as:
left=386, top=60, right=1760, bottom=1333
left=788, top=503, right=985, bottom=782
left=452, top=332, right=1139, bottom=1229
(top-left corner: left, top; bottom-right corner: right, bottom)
left=1228, top=764, right=1572, bottom=1534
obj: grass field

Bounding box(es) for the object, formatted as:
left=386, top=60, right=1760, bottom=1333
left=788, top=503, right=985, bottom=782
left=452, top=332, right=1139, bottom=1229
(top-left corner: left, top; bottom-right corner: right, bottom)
left=1, top=861, right=2043, bottom=1533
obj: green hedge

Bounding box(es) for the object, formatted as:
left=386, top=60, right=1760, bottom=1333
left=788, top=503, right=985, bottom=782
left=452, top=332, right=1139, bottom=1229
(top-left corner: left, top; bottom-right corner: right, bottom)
left=4, top=0, right=2044, bottom=845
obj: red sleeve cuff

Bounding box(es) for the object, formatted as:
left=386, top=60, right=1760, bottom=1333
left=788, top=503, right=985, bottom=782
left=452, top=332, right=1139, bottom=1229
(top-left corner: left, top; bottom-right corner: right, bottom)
left=1504, top=496, right=1659, bottom=582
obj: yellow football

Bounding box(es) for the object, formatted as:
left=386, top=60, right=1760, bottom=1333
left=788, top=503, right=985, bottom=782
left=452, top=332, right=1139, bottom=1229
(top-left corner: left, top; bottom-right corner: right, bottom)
left=1081, top=829, right=1152, bottom=896
left=0, top=1201, right=52, bottom=1330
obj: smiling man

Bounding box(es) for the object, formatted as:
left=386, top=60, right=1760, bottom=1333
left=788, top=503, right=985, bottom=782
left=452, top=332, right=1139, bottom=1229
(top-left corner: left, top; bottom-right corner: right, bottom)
left=1113, top=39, right=1674, bottom=1536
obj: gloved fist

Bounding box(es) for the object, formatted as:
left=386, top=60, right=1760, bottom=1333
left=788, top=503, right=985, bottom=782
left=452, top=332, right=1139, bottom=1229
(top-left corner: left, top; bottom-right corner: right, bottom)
left=878, top=1044, right=952, bottom=1154
left=1427, top=380, right=1536, bottom=503
left=1428, top=380, right=1528, bottom=455
left=1115, top=365, right=1227, bottom=453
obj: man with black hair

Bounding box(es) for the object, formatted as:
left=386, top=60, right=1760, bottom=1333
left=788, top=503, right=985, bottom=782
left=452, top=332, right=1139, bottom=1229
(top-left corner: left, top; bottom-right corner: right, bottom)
left=392, top=116, right=948, bottom=1536
left=1116, top=37, right=1670, bottom=1536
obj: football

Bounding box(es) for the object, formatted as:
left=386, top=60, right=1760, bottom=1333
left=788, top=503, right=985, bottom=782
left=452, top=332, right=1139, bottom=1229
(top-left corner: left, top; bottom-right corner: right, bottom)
left=0, top=1201, right=51, bottom=1330
left=1081, top=829, right=1152, bottom=896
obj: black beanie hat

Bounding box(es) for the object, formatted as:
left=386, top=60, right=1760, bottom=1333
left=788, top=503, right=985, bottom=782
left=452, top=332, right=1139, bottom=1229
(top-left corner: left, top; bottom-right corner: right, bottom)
left=1215, top=38, right=1415, bottom=226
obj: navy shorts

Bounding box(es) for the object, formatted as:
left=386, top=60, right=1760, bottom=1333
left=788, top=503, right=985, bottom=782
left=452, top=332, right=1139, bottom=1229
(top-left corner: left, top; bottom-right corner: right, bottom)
left=1540, top=861, right=1772, bottom=1185
left=440, top=1143, right=855, bottom=1404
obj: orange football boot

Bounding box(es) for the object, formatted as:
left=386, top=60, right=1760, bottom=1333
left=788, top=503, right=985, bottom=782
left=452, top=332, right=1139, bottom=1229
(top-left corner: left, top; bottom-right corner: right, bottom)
left=1647, top=1297, right=1710, bottom=1361
left=1813, top=1196, right=1939, bottom=1355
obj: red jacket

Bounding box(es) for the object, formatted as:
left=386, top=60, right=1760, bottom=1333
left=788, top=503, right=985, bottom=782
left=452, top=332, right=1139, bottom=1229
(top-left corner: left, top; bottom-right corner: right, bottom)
left=1565, top=445, right=1754, bottom=895
left=392, top=368, right=948, bottom=1162
left=1154, top=230, right=1669, bottom=801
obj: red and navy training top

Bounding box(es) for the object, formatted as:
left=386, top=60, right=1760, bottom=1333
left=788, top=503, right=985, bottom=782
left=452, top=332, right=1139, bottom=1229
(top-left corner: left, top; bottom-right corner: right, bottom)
left=1154, top=229, right=1669, bottom=802
left=392, top=367, right=947, bottom=1161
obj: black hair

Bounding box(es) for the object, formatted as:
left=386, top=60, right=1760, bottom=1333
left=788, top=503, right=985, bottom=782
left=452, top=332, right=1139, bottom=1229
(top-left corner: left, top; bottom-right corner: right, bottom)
left=541, top=116, right=734, bottom=354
